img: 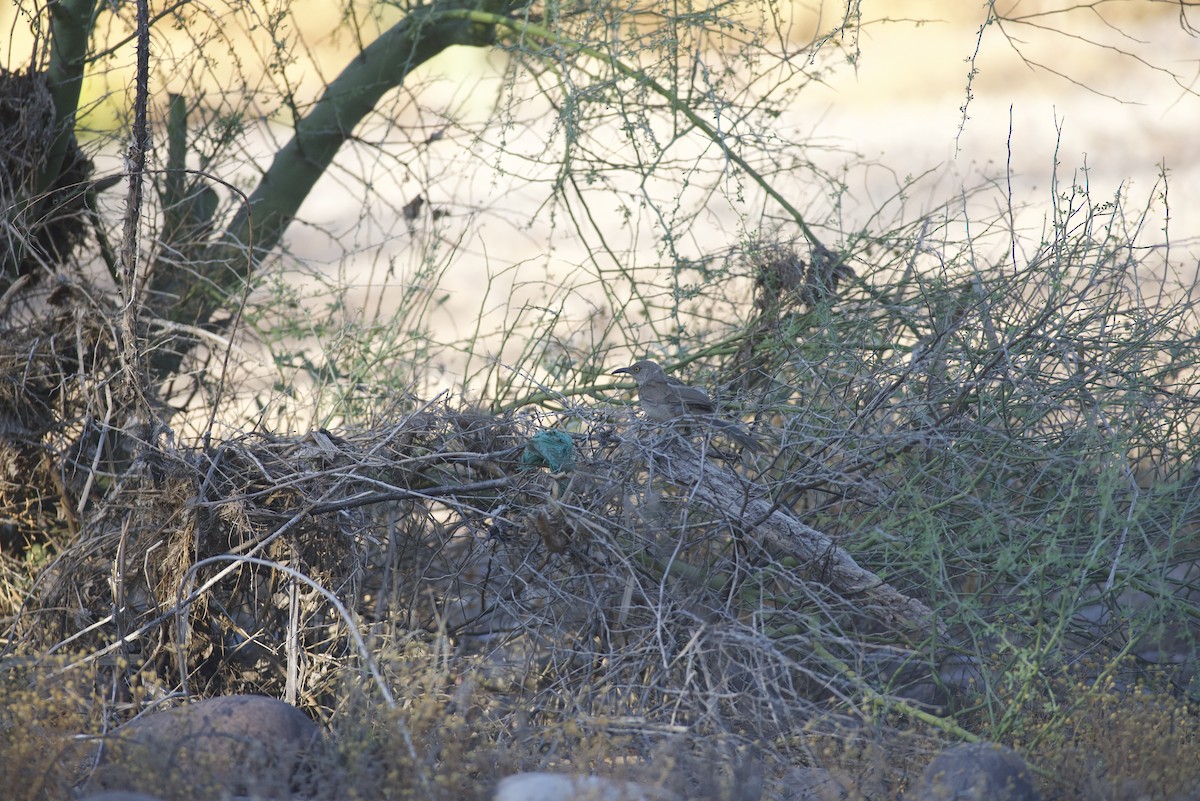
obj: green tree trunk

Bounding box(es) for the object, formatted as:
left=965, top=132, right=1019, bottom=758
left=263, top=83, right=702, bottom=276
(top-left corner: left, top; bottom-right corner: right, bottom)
left=151, top=0, right=507, bottom=378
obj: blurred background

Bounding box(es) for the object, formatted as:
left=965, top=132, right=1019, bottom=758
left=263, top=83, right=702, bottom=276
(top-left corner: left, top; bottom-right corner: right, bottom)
left=4, top=1, right=1196, bottom=434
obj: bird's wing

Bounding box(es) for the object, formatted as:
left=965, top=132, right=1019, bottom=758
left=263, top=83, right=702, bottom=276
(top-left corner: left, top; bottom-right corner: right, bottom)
left=668, top=380, right=717, bottom=414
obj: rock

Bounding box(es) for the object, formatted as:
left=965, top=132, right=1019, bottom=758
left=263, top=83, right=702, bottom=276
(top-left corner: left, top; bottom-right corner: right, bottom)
left=495, top=772, right=678, bottom=801
left=86, top=694, right=324, bottom=801
left=911, top=742, right=1040, bottom=801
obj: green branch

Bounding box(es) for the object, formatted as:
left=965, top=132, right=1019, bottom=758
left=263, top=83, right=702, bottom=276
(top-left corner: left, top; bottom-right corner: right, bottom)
left=38, top=0, right=100, bottom=197
left=217, top=2, right=500, bottom=266
left=443, top=9, right=826, bottom=249
left=152, top=0, right=505, bottom=377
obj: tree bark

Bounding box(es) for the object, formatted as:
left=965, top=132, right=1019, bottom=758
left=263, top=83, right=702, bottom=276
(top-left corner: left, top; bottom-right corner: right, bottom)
left=647, top=440, right=942, bottom=639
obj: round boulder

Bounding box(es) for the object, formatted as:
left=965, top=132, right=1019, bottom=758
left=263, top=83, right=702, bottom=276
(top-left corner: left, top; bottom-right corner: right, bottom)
left=495, top=772, right=679, bottom=801
left=87, top=694, right=324, bottom=801
left=911, top=741, right=1040, bottom=801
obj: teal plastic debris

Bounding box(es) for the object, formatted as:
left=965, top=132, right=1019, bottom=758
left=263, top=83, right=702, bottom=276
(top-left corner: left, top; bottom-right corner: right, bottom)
left=520, top=430, right=576, bottom=471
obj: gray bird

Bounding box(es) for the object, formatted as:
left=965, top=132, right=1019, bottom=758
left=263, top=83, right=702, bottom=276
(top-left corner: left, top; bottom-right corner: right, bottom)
left=612, top=360, right=759, bottom=451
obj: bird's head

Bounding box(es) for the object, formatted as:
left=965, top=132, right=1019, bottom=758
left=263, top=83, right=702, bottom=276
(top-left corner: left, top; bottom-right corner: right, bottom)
left=612, top=360, right=663, bottom=381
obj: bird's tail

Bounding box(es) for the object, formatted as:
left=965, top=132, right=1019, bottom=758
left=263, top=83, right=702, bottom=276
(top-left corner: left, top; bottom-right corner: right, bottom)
left=710, top=417, right=760, bottom=451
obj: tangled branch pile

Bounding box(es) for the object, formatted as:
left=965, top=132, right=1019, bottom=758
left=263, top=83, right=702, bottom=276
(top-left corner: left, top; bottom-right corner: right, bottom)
left=5, top=398, right=940, bottom=740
